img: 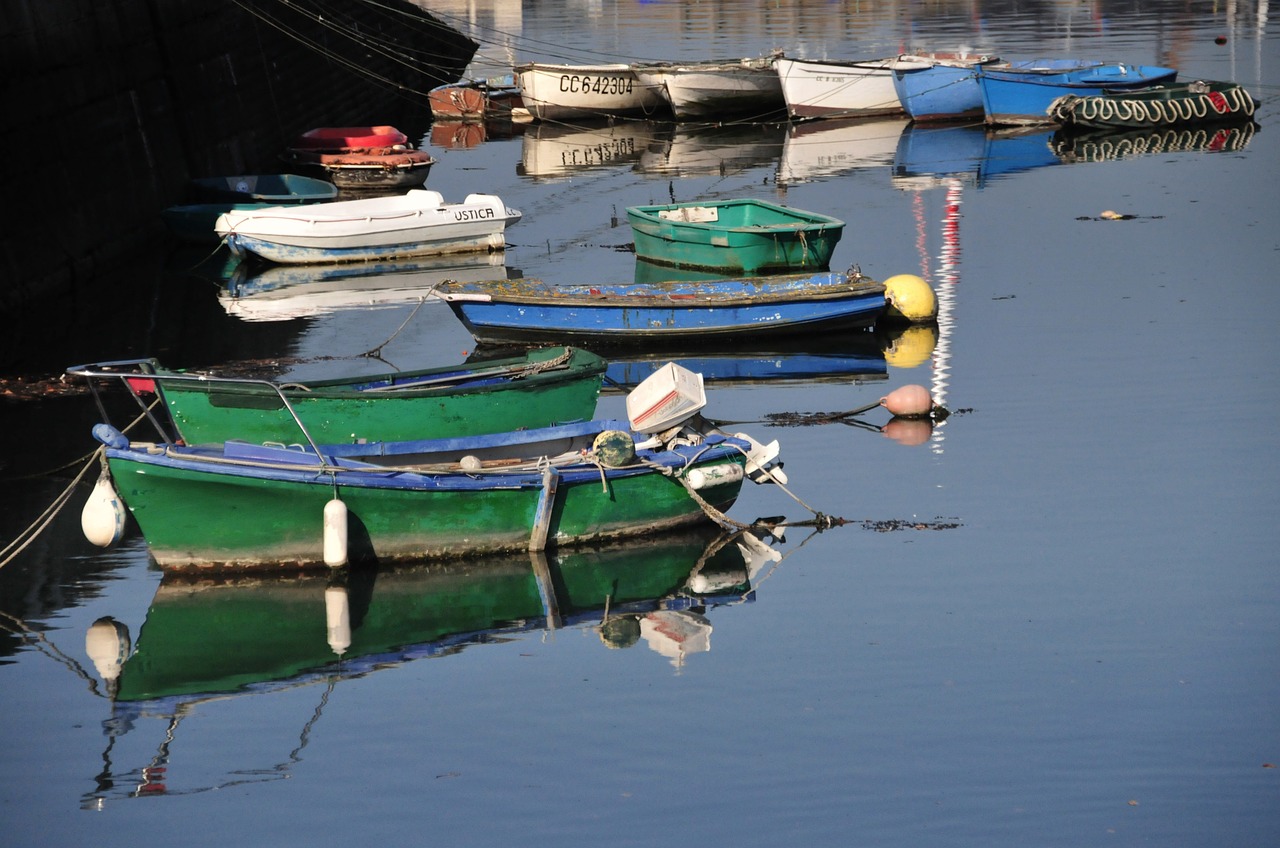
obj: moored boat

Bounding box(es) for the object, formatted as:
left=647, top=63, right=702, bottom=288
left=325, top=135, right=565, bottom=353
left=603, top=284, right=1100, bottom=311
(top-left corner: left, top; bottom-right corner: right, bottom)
left=627, top=198, right=843, bottom=274
left=214, top=189, right=519, bottom=264
left=977, top=59, right=1178, bottom=126
left=632, top=55, right=786, bottom=121
left=429, top=75, right=525, bottom=121
left=1047, top=80, right=1257, bottom=129
left=162, top=174, right=339, bottom=244
left=890, top=52, right=1000, bottom=122
left=78, top=364, right=786, bottom=571
left=516, top=62, right=670, bottom=121
left=434, top=269, right=887, bottom=346
left=280, top=146, right=436, bottom=189
left=184, top=174, right=339, bottom=204
left=774, top=56, right=905, bottom=120
left=67, top=345, right=606, bottom=446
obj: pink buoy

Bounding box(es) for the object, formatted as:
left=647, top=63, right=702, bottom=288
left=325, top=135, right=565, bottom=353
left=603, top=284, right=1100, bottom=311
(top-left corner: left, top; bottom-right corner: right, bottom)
left=880, top=384, right=933, bottom=418
left=882, top=417, right=933, bottom=446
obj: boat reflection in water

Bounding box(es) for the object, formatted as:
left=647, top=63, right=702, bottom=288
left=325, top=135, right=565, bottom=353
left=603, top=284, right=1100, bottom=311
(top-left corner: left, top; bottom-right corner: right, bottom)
left=891, top=122, right=1061, bottom=190
left=777, top=116, right=910, bottom=184
left=635, top=121, right=787, bottom=177
left=1050, top=121, right=1258, bottom=163
left=82, top=526, right=779, bottom=805
left=217, top=253, right=515, bottom=322
left=516, top=119, right=663, bottom=179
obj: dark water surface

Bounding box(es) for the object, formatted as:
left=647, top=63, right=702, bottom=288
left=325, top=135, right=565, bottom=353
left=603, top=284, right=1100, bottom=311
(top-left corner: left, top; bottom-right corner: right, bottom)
left=2, top=2, right=1278, bottom=845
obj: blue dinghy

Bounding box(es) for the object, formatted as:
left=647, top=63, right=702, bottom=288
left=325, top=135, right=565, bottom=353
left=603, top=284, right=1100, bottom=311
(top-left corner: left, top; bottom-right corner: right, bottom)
left=977, top=59, right=1177, bottom=126
left=434, top=270, right=887, bottom=346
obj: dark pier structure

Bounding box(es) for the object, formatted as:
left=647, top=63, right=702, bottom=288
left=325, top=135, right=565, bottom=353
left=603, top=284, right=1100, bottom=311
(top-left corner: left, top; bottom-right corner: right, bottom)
left=0, top=0, right=476, bottom=373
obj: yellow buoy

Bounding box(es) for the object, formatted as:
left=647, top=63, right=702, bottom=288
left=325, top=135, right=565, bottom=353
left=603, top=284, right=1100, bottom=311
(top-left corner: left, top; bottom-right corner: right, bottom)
left=882, top=273, right=938, bottom=324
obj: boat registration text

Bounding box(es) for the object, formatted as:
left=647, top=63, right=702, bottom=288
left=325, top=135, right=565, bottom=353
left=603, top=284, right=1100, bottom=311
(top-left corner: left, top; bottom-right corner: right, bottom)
left=559, top=74, right=634, bottom=95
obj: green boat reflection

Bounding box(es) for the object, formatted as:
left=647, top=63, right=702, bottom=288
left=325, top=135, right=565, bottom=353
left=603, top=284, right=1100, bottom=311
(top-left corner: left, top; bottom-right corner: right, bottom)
left=109, top=526, right=778, bottom=705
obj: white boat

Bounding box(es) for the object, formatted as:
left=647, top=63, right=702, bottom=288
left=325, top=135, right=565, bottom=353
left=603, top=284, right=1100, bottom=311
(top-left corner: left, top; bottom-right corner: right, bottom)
left=214, top=189, right=520, bottom=264
left=515, top=62, right=669, bottom=121
left=774, top=56, right=905, bottom=120
left=632, top=55, right=785, bottom=121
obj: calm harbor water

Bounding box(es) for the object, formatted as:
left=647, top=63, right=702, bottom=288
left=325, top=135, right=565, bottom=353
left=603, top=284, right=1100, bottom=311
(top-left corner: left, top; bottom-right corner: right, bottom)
left=2, top=2, right=1278, bottom=845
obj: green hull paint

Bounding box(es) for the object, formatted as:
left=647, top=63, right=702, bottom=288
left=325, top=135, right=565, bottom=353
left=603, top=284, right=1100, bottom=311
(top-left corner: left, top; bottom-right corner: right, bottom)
left=107, top=450, right=746, bottom=570
left=114, top=527, right=753, bottom=702
left=157, top=346, right=605, bottom=445
left=627, top=198, right=843, bottom=274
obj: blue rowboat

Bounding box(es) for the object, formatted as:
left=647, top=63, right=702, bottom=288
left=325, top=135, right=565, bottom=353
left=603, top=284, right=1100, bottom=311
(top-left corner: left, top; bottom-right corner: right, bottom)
left=626, top=198, right=843, bottom=274
left=433, top=270, right=887, bottom=346
left=977, top=60, right=1177, bottom=126
left=890, top=53, right=999, bottom=122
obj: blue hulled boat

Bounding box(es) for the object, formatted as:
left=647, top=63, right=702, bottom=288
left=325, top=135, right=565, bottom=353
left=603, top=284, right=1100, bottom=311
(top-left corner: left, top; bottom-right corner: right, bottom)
left=434, top=270, right=887, bottom=346
left=977, top=59, right=1177, bottom=126
left=891, top=53, right=999, bottom=122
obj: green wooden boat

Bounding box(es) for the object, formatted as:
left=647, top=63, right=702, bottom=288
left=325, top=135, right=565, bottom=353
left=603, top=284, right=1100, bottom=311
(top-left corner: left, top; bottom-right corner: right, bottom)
left=110, top=527, right=761, bottom=702
left=87, top=412, right=767, bottom=571
left=68, top=346, right=606, bottom=445
left=626, top=198, right=844, bottom=274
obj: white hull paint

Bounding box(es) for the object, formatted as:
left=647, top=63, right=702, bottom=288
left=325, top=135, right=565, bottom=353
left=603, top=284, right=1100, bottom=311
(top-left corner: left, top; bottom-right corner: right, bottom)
left=516, top=63, right=669, bottom=121
left=775, top=57, right=905, bottom=120
left=633, top=59, right=784, bottom=120
left=215, top=190, right=515, bottom=264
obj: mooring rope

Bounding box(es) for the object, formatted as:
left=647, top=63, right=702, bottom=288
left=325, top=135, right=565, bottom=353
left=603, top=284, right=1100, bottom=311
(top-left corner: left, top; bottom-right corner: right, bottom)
left=0, top=400, right=160, bottom=570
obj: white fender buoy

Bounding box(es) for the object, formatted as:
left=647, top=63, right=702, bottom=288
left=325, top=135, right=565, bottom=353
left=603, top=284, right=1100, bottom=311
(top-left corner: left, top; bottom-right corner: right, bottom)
left=325, top=585, right=351, bottom=656
left=882, top=273, right=938, bottom=324
left=685, top=463, right=745, bottom=491
left=323, top=498, right=348, bottom=567
left=85, top=616, right=131, bottom=693
left=81, top=474, right=126, bottom=548
left=881, top=384, right=934, bottom=418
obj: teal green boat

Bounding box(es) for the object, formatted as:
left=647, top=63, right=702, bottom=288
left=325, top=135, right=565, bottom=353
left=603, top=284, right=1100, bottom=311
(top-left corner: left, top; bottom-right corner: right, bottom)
left=68, top=346, right=605, bottom=445
left=626, top=198, right=844, bottom=274
left=110, top=527, right=763, bottom=702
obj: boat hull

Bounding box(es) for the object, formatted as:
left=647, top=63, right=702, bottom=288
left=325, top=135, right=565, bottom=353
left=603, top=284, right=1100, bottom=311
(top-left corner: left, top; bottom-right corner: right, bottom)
left=891, top=55, right=996, bottom=122
left=101, top=423, right=749, bottom=571
left=516, top=63, right=669, bottom=121
left=627, top=198, right=843, bottom=274
left=185, top=174, right=338, bottom=204
left=437, top=271, right=886, bottom=346
left=215, top=189, right=512, bottom=264
left=633, top=60, right=784, bottom=120
left=153, top=347, right=606, bottom=445
left=280, top=149, right=436, bottom=189
left=1047, top=80, right=1256, bottom=129
left=978, top=60, right=1178, bottom=125
left=775, top=57, right=904, bottom=120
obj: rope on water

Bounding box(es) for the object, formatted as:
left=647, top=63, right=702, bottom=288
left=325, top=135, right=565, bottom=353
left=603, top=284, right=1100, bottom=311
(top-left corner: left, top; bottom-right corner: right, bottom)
left=358, top=294, right=435, bottom=359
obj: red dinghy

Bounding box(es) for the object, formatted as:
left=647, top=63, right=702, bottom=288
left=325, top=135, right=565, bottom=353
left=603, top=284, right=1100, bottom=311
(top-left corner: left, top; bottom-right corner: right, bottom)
left=283, top=125, right=435, bottom=189
left=290, top=125, right=409, bottom=150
